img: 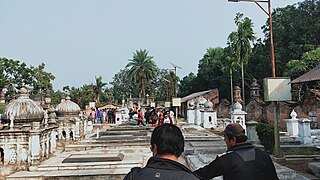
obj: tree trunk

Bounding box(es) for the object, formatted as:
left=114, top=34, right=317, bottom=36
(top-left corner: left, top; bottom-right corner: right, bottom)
left=241, top=59, right=245, bottom=111
left=230, top=67, right=234, bottom=110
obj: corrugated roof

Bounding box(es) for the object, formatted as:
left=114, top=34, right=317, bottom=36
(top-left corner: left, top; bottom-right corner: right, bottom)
left=291, top=64, right=320, bottom=84
left=181, top=89, right=216, bottom=103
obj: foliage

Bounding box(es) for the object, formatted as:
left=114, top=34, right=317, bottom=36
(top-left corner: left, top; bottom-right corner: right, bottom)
left=179, top=72, right=197, bottom=97
left=256, top=122, right=275, bottom=153
left=110, top=69, right=138, bottom=102
left=30, top=63, right=55, bottom=95
left=196, top=47, right=225, bottom=91
left=228, top=13, right=255, bottom=105
left=92, top=76, right=108, bottom=104
left=126, top=49, right=158, bottom=98
left=0, top=58, right=55, bottom=97
left=0, top=103, right=5, bottom=114
left=262, top=0, right=320, bottom=75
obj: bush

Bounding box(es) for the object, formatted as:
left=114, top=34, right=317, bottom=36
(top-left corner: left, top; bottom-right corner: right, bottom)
left=256, top=122, right=275, bottom=153
left=0, top=104, right=4, bottom=114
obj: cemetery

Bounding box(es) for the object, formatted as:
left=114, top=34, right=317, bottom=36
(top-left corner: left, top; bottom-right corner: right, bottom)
left=0, top=74, right=319, bottom=180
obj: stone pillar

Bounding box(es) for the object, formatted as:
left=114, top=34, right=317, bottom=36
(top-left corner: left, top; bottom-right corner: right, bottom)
left=75, top=118, right=80, bottom=140
left=50, top=130, right=57, bottom=153
left=298, top=118, right=312, bottom=144
left=84, top=120, right=87, bottom=133
left=195, top=100, right=201, bottom=126
left=187, top=109, right=195, bottom=124
left=29, top=131, right=41, bottom=166
left=87, top=120, right=93, bottom=133
left=0, top=92, right=5, bottom=104
left=285, top=109, right=299, bottom=136
left=115, top=109, right=122, bottom=125
left=246, top=121, right=259, bottom=143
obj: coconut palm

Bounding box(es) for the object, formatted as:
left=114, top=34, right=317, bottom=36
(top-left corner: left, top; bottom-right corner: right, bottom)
left=228, top=13, right=255, bottom=108
left=92, top=76, right=107, bottom=104
left=126, top=49, right=158, bottom=99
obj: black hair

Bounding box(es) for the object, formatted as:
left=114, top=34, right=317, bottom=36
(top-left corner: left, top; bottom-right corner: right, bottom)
left=150, top=124, right=184, bottom=157
left=225, top=131, right=247, bottom=143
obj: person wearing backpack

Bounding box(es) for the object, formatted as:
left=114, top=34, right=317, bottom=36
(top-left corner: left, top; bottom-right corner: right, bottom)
left=124, top=124, right=200, bottom=180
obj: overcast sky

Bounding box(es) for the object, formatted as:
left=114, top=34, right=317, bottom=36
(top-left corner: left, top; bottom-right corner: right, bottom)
left=0, top=0, right=303, bottom=90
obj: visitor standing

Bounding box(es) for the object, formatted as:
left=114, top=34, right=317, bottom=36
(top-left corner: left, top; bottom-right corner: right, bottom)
left=193, top=123, right=279, bottom=180
left=124, top=124, right=200, bottom=180
left=137, top=109, right=145, bottom=126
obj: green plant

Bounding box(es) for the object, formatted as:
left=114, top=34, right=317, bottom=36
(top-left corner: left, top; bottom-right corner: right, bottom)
left=256, top=122, right=275, bottom=153
left=0, top=104, right=5, bottom=114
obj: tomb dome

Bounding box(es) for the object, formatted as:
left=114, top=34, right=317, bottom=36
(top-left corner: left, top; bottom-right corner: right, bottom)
left=204, top=99, right=213, bottom=109
left=199, top=97, right=207, bottom=105
left=55, top=96, right=81, bottom=116
left=189, top=100, right=195, bottom=107
left=3, top=87, right=44, bottom=123
left=234, top=101, right=243, bottom=111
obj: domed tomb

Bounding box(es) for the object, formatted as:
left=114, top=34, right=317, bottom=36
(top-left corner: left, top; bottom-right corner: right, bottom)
left=55, top=96, right=81, bottom=116
left=204, top=99, right=214, bottom=111
left=233, top=101, right=243, bottom=112
left=2, top=87, right=44, bottom=124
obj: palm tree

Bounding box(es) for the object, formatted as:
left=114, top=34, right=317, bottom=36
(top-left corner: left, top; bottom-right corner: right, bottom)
left=228, top=13, right=255, bottom=109
left=126, top=49, right=158, bottom=99
left=93, top=76, right=107, bottom=104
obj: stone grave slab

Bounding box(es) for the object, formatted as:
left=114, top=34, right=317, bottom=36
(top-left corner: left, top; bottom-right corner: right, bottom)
left=62, top=153, right=124, bottom=163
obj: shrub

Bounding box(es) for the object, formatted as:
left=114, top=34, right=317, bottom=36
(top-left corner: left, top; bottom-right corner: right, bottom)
left=256, top=122, right=275, bottom=153
left=0, top=104, right=4, bottom=114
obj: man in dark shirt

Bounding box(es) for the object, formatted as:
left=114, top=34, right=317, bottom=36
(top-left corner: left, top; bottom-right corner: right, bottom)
left=194, top=123, right=279, bottom=180
left=124, top=124, right=200, bottom=180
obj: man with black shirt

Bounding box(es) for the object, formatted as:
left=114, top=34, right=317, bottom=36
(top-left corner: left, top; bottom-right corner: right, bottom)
left=124, top=124, right=199, bottom=180
left=194, top=123, right=279, bottom=180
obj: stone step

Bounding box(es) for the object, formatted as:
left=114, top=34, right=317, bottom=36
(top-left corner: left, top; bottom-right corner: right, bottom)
left=64, top=143, right=150, bottom=152
left=6, top=169, right=130, bottom=180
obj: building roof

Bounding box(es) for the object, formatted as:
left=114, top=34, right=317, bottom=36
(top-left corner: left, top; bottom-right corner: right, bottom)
left=181, top=89, right=216, bottom=103
left=291, top=64, right=320, bottom=84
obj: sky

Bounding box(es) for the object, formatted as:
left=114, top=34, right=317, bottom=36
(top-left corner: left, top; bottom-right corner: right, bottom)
left=0, top=0, right=303, bottom=90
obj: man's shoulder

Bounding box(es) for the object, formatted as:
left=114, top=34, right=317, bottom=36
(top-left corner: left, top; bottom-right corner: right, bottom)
left=124, top=167, right=142, bottom=180
left=217, top=151, right=233, bottom=158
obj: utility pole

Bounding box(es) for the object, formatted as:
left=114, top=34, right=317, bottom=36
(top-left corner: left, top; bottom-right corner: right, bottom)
left=170, top=63, right=182, bottom=120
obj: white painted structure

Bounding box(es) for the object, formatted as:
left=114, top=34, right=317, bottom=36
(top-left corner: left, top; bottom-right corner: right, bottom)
left=55, top=96, right=84, bottom=141
left=0, top=88, right=57, bottom=177
left=230, top=102, right=247, bottom=133
left=285, top=109, right=299, bottom=136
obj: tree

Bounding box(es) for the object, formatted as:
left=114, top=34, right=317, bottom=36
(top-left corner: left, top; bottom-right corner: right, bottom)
left=30, top=63, right=55, bottom=95
left=126, top=49, right=158, bottom=99
left=179, top=72, right=197, bottom=97
left=228, top=13, right=255, bottom=107
left=110, top=69, right=137, bottom=103
left=262, top=0, right=320, bottom=75
left=197, top=48, right=225, bottom=91
left=284, top=47, right=320, bottom=100
left=92, top=76, right=107, bottom=104
left=220, top=46, right=239, bottom=107
left=0, top=58, right=54, bottom=97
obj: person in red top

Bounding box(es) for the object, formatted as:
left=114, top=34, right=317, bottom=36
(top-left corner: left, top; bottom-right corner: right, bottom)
left=137, top=109, right=145, bottom=126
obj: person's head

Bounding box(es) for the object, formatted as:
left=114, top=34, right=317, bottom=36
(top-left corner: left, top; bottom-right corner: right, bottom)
left=150, top=124, right=184, bottom=158
left=220, top=123, right=247, bottom=149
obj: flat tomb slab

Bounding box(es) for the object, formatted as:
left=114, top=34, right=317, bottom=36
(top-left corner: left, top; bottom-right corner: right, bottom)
left=62, top=153, right=124, bottom=163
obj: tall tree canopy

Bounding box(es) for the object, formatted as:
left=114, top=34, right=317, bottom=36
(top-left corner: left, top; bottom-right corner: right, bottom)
left=0, top=58, right=55, bottom=96
left=92, top=76, right=107, bottom=104
left=228, top=13, right=255, bottom=106
left=126, top=49, right=158, bottom=98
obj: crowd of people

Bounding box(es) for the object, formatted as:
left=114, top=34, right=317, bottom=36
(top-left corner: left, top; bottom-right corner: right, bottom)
left=89, top=107, right=117, bottom=124
left=129, top=107, right=175, bottom=126
left=88, top=106, right=175, bottom=126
